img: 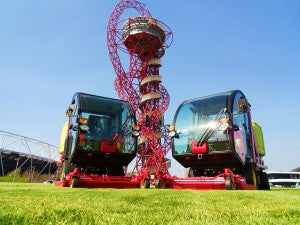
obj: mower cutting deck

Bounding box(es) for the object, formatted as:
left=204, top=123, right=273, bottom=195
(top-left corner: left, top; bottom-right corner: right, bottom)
left=166, top=169, right=256, bottom=190
left=56, top=171, right=140, bottom=189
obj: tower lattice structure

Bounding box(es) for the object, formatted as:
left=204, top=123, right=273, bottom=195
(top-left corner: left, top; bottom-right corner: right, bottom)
left=107, top=0, right=173, bottom=179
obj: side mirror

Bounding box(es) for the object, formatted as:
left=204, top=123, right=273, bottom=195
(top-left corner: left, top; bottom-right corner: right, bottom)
left=70, top=124, right=78, bottom=131
left=66, top=103, right=77, bottom=117
left=168, top=125, right=179, bottom=138
left=237, top=99, right=249, bottom=113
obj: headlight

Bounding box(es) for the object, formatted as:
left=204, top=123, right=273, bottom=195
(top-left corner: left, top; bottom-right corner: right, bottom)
left=169, top=130, right=176, bottom=137
left=218, top=122, right=229, bottom=131
left=79, top=124, right=89, bottom=132
left=79, top=118, right=89, bottom=124
left=133, top=124, right=141, bottom=131
left=168, top=125, right=175, bottom=132
left=132, top=130, right=140, bottom=137
left=168, top=125, right=177, bottom=137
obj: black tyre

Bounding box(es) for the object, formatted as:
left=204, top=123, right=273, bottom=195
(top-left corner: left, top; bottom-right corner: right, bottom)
left=155, top=178, right=166, bottom=189
left=144, top=178, right=150, bottom=189
left=258, top=172, right=270, bottom=190
left=55, top=167, right=63, bottom=181
left=225, top=177, right=235, bottom=190
left=188, top=168, right=194, bottom=177
left=61, top=159, right=74, bottom=180
left=244, top=164, right=258, bottom=188
left=70, top=176, right=79, bottom=188
left=155, top=178, right=161, bottom=188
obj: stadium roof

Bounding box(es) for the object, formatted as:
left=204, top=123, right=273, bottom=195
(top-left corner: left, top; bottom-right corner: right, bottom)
left=291, top=167, right=300, bottom=172
left=0, top=130, right=59, bottom=176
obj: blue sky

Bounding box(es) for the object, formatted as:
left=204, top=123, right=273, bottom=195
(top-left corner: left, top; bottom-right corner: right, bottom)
left=0, top=0, right=299, bottom=175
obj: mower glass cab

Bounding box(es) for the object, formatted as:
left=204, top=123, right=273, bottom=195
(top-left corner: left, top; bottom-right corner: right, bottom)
left=171, top=90, right=251, bottom=170
left=67, top=93, right=138, bottom=171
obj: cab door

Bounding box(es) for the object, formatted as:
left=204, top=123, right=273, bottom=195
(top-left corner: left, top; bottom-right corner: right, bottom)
left=72, top=95, right=81, bottom=155
left=66, top=94, right=80, bottom=160
left=232, top=93, right=248, bottom=163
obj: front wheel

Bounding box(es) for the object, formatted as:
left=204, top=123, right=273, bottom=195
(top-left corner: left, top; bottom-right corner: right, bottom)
left=70, top=176, right=79, bottom=188
left=144, top=178, right=150, bottom=189
left=155, top=178, right=166, bottom=189
left=225, top=177, right=235, bottom=190
left=244, top=164, right=258, bottom=188
left=61, top=159, right=74, bottom=181
left=187, top=168, right=194, bottom=177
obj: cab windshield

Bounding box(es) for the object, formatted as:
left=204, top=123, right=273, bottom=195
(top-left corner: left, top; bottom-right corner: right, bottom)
left=77, top=95, right=136, bottom=154
left=173, top=92, right=231, bottom=155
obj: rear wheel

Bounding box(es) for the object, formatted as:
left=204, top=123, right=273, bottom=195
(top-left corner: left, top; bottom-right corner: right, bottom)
left=244, top=164, right=258, bottom=188
left=258, top=172, right=270, bottom=190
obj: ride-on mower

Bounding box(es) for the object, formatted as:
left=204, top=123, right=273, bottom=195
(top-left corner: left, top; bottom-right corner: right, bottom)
left=56, top=93, right=141, bottom=188
left=167, top=90, right=270, bottom=190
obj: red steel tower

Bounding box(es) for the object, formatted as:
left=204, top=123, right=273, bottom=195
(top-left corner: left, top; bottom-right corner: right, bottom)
left=107, top=0, right=173, bottom=186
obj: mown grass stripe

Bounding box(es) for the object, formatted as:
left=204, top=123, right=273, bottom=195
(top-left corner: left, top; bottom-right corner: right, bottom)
left=0, top=183, right=299, bottom=225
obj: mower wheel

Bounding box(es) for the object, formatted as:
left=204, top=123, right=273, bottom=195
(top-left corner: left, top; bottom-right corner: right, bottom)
left=155, top=178, right=161, bottom=189
left=70, top=176, right=79, bottom=188
left=155, top=178, right=166, bottom=189
left=225, top=177, right=235, bottom=190
left=188, top=168, right=194, bottom=177
left=144, top=178, right=150, bottom=189
left=258, top=172, right=270, bottom=190
left=244, top=164, right=258, bottom=188
left=61, top=159, right=74, bottom=180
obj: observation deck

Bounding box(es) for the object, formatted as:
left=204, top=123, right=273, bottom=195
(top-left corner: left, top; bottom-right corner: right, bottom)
left=122, top=17, right=166, bottom=56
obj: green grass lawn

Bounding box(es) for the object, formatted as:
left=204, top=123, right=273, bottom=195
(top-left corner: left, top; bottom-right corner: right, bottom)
left=0, top=183, right=299, bottom=225
left=0, top=177, right=28, bottom=183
